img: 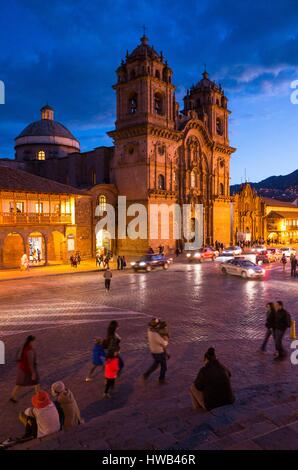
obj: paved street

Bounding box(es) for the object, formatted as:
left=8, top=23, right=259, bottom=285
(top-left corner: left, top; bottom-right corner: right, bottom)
left=1, top=259, right=298, bottom=450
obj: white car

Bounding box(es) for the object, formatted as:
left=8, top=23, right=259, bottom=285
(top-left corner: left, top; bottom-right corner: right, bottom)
left=222, top=246, right=242, bottom=256
left=281, top=247, right=296, bottom=257
left=221, top=258, right=265, bottom=279
left=251, top=245, right=266, bottom=253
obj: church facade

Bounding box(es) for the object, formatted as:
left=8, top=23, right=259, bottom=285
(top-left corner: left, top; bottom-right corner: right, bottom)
left=3, top=35, right=236, bottom=257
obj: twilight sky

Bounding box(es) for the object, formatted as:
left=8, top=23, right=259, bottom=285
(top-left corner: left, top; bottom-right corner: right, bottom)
left=1, top=0, right=298, bottom=184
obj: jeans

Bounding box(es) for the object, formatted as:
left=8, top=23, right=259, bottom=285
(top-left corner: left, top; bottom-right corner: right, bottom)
left=291, top=267, right=297, bottom=277
left=104, top=378, right=115, bottom=394
left=105, top=279, right=111, bottom=290
left=144, top=352, right=167, bottom=380
left=274, top=329, right=286, bottom=357
left=261, top=328, right=274, bottom=351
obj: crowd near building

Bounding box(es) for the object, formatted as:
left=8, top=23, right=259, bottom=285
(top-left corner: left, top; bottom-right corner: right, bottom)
left=0, top=35, right=297, bottom=268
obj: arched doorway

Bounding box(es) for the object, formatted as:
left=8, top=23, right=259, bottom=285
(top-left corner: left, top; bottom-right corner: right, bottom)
left=48, top=231, right=65, bottom=264
left=3, top=233, right=24, bottom=268
left=28, top=232, right=46, bottom=265
left=96, top=229, right=111, bottom=256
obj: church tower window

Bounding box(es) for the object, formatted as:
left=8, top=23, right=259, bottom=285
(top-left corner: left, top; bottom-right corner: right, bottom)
left=158, top=174, right=165, bottom=190
left=98, top=195, right=107, bottom=212
left=190, top=171, right=196, bottom=188
left=155, top=70, right=160, bottom=79
left=154, top=92, right=164, bottom=115
left=219, top=183, right=224, bottom=196
left=37, top=150, right=45, bottom=160
left=128, top=94, right=138, bottom=114
left=216, top=118, right=224, bottom=135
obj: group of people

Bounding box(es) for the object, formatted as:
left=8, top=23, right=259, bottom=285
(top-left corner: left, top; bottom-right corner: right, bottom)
left=281, top=253, right=298, bottom=277
left=96, top=251, right=112, bottom=269
left=69, top=252, right=81, bottom=268
left=117, top=255, right=126, bottom=270
left=260, top=301, right=292, bottom=360
left=5, top=299, right=293, bottom=446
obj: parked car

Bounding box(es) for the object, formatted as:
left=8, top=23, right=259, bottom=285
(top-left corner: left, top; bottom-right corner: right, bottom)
left=186, top=247, right=217, bottom=262
left=220, top=258, right=265, bottom=279
left=266, top=248, right=283, bottom=262
left=130, top=254, right=170, bottom=272
left=251, top=245, right=267, bottom=253
left=222, top=245, right=242, bottom=256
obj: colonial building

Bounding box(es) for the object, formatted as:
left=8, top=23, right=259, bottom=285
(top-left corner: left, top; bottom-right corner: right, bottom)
left=3, top=34, right=236, bottom=256
left=233, top=183, right=298, bottom=244
left=0, top=165, right=91, bottom=268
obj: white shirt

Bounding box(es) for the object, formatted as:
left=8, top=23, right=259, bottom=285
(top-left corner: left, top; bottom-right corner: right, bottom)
left=25, top=403, right=60, bottom=438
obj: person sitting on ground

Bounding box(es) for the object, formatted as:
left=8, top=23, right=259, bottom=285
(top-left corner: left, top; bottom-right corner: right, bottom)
left=19, top=390, right=60, bottom=439
left=190, top=347, right=235, bottom=411
left=51, top=381, right=83, bottom=429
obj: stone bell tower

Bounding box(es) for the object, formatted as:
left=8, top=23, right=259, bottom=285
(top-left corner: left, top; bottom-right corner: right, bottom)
left=108, top=35, right=179, bottom=254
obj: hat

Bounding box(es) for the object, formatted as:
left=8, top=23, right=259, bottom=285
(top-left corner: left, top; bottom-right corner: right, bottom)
left=32, top=390, right=51, bottom=409
left=51, top=381, right=65, bottom=397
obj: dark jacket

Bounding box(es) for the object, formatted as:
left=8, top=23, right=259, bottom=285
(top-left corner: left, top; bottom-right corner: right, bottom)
left=265, top=309, right=276, bottom=329
left=275, top=308, right=290, bottom=331
left=194, top=359, right=235, bottom=411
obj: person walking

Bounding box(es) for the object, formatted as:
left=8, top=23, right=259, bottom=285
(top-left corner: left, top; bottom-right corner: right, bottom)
left=51, top=381, right=83, bottom=429
left=143, top=318, right=169, bottom=384
left=117, top=255, right=121, bottom=270
left=85, top=338, right=106, bottom=382
left=281, top=254, right=287, bottom=272
left=122, top=256, right=126, bottom=269
left=291, top=255, right=297, bottom=278
left=103, top=267, right=112, bottom=292
left=10, top=335, right=40, bottom=403
left=260, top=303, right=276, bottom=352
left=103, top=351, right=120, bottom=398
left=103, top=320, right=124, bottom=373
left=274, top=301, right=291, bottom=361
left=189, top=347, right=235, bottom=411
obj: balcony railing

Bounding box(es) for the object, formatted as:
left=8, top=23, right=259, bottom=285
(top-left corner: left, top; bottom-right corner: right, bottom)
left=0, top=212, right=72, bottom=225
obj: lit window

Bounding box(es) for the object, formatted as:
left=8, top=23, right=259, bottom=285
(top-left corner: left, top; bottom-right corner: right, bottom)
left=216, top=118, right=224, bottom=136
left=191, top=171, right=196, bottom=188
left=158, top=174, right=165, bottom=190
left=35, top=202, right=43, bottom=213
left=37, top=150, right=46, bottom=160
left=16, top=202, right=24, bottom=213
left=128, top=94, right=138, bottom=114
left=98, top=195, right=107, bottom=212
left=154, top=93, right=163, bottom=115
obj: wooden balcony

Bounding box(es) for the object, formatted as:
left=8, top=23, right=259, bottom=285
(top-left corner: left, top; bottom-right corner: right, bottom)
left=0, top=212, right=72, bottom=225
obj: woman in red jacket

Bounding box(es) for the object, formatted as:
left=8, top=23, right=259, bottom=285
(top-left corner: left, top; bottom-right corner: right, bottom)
left=10, top=335, right=40, bottom=403
left=103, top=351, right=119, bottom=398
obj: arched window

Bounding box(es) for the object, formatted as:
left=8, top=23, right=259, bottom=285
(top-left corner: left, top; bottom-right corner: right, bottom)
left=154, top=92, right=164, bottom=115
left=130, top=69, right=136, bottom=80
left=219, top=183, right=224, bottom=196
left=155, top=70, right=160, bottom=79
left=128, top=93, right=138, bottom=114
left=216, top=118, right=224, bottom=135
left=98, top=195, right=107, bottom=212
left=196, top=98, right=201, bottom=107
left=158, top=174, right=165, bottom=190
left=37, top=150, right=45, bottom=160
left=190, top=171, right=196, bottom=188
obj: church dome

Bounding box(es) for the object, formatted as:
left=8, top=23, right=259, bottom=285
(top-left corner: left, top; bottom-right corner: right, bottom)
left=15, top=105, right=80, bottom=152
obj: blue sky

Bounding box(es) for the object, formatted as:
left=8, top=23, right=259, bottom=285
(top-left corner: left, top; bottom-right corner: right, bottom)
left=1, top=0, right=298, bottom=184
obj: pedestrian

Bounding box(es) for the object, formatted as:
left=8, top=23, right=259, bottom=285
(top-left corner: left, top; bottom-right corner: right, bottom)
left=260, top=303, right=276, bottom=352
left=85, top=338, right=106, bottom=382
left=103, top=351, right=120, bottom=398
left=10, top=335, right=40, bottom=403
left=117, top=255, right=121, bottom=270
left=51, top=381, right=83, bottom=429
left=76, top=252, right=81, bottom=265
left=122, top=256, right=126, bottom=269
left=143, top=318, right=169, bottom=384
left=103, top=320, right=124, bottom=373
left=103, top=267, right=112, bottom=292
left=37, top=248, right=41, bottom=263
left=274, top=301, right=291, bottom=361
left=18, top=390, right=60, bottom=439
left=20, top=253, right=29, bottom=271
left=189, top=347, right=235, bottom=411
left=96, top=253, right=100, bottom=267
left=120, top=255, right=124, bottom=270
left=175, top=246, right=180, bottom=257
left=281, top=254, right=287, bottom=272
left=291, top=255, right=297, bottom=278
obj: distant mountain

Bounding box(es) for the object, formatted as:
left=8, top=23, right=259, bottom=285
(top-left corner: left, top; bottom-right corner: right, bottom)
left=230, top=169, right=298, bottom=201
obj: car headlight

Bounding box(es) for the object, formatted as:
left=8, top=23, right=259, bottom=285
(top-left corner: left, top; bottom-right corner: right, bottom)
left=139, top=262, right=146, bottom=266
left=186, top=253, right=191, bottom=258
left=130, top=262, right=136, bottom=266
left=261, top=269, right=265, bottom=275
left=194, top=252, right=201, bottom=258
left=248, top=269, right=255, bottom=274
